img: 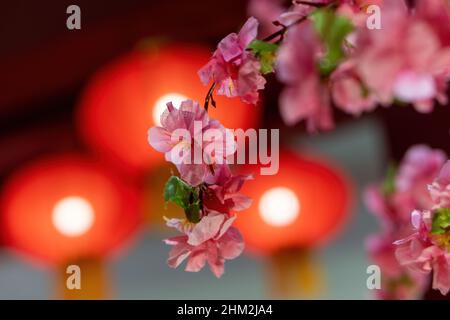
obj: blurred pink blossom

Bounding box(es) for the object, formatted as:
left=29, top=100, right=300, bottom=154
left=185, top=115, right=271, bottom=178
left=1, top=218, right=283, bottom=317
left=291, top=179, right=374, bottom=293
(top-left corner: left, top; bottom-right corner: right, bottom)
left=276, top=21, right=333, bottom=131
left=366, top=233, right=428, bottom=299
left=365, top=145, right=447, bottom=298
left=394, top=161, right=450, bottom=295
left=429, top=161, right=450, bottom=209
left=394, top=145, right=447, bottom=219
left=354, top=0, right=450, bottom=111
left=395, top=210, right=450, bottom=295
left=330, top=60, right=377, bottom=115
left=365, top=145, right=446, bottom=228
left=247, top=0, right=285, bottom=38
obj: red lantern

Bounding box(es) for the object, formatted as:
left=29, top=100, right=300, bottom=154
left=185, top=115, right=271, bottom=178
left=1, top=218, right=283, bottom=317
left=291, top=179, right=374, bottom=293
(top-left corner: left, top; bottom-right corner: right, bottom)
left=235, top=149, right=352, bottom=297
left=235, top=149, right=352, bottom=253
left=0, top=154, right=142, bottom=265
left=76, top=44, right=261, bottom=176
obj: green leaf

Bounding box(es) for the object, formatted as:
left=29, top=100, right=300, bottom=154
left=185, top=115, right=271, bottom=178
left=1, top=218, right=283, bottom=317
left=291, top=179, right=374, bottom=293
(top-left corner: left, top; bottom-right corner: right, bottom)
left=164, top=176, right=191, bottom=207
left=185, top=201, right=201, bottom=223
left=164, top=176, right=201, bottom=223
left=382, top=164, right=397, bottom=196
left=431, top=208, right=450, bottom=235
left=310, top=8, right=354, bottom=76
left=248, top=40, right=278, bottom=74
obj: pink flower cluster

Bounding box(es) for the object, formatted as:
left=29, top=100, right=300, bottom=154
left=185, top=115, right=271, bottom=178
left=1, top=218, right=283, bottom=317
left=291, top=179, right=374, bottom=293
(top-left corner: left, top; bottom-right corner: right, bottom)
left=353, top=0, right=450, bottom=113
left=148, top=100, right=235, bottom=186
left=394, top=161, right=450, bottom=295
left=249, top=0, right=450, bottom=131
left=147, top=0, right=450, bottom=281
left=164, top=212, right=244, bottom=278
left=364, top=145, right=447, bottom=298
left=198, top=17, right=266, bottom=105
left=148, top=100, right=252, bottom=277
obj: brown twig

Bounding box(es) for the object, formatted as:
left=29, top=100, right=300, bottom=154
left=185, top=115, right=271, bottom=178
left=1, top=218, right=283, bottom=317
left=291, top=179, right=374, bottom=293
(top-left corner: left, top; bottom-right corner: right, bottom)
left=262, top=0, right=340, bottom=43
left=262, top=16, right=308, bottom=43
left=202, top=1, right=337, bottom=110
left=203, top=82, right=216, bottom=112
left=203, top=12, right=307, bottom=111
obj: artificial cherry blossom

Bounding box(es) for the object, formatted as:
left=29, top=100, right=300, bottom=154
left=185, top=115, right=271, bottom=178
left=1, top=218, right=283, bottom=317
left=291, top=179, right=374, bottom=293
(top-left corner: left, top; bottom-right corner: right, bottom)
left=164, top=212, right=244, bottom=278
left=198, top=17, right=266, bottom=105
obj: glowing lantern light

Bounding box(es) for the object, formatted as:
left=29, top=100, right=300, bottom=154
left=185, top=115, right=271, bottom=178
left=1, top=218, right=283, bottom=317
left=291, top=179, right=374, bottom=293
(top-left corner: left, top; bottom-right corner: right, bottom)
left=236, top=150, right=352, bottom=253
left=77, top=44, right=261, bottom=176
left=0, top=154, right=142, bottom=299
left=52, top=196, right=95, bottom=237
left=235, top=149, right=352, bottom=297
left=259, top=187, right=300, bottom=227
left=1, top=154, right=141, bottom=264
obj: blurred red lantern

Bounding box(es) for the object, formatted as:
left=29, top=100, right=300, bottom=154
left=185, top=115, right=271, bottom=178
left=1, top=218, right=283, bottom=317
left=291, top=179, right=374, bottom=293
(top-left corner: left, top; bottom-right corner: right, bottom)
left=77, top=43, right=261, bottom=177
left=0, top=154, right=142, bottom=265
left=235, top=149, right=352, bottom=254
left=235, top=149, right=352, bottom=297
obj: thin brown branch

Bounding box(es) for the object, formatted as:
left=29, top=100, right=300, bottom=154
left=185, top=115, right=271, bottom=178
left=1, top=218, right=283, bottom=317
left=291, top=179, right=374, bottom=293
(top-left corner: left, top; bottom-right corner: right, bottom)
left=203, top=82, right=216, bottom=112
left=203, top=1, right=338, bottom=109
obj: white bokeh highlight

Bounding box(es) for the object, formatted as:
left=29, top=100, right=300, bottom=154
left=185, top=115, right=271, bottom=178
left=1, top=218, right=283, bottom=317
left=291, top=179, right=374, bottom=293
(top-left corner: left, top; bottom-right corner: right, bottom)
left=52, top=196, right=95, bottom=237
left=258, top=187, right=300, bottom=227
left=152, top=93, right=188, bottom=126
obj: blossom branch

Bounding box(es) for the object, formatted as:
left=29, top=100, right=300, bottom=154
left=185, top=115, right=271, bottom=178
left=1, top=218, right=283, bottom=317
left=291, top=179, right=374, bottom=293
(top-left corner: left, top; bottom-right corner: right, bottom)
left=262, top=17, right=306, bottom=43
left=203, top=82, right=216, bottom=112
left=262, top=0, right=337, bottom=43
left=201, top=1, right=340, bottom=111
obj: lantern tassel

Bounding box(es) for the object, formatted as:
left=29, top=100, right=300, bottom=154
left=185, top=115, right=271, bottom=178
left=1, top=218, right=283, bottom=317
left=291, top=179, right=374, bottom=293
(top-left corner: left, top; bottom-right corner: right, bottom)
left=57, top=258, right=108, bottom=300
left=269, top=248, right=324, bottom=298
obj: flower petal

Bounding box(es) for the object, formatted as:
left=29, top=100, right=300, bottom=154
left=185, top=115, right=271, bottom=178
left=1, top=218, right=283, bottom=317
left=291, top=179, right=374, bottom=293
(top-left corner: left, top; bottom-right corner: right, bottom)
left=148, top=127, right=173, bottom=152
left=187, top=213, right=225, bottom=246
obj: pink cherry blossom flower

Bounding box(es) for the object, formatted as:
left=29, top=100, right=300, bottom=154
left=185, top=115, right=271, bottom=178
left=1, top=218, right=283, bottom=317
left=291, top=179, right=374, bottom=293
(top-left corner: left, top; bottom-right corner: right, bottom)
left=365, top=145, right=448, bottom=298
left=198, top=17, right=266, bottom=105
left=393, top=145, right=447, bottom=219
left=276, top=21, right=333, bottom=131
left=148, top=100, right=236, bottom=186
left=204, top=164, right=253, bottom=213
left=366, top=233, right=428, bottom=299
left=364, top=145, right=446, bottom=229
left=367, top=233, right=408, bottom=278
left=394, top=210, right=450, bottom=295
left=429, top=160, right=450, bottom=209
left=164, top=212, right=244, bottom=278
left=394, top=160, right=450, bottom=296
left=396, top=145, right=447, bottom=194
left=416, top=0, right=450, bottom=48
left=365, top=191, right=430, bottom=299
left=278, top=1, right=316, bottom=26
left=330, top=60, right=377, bottom=116
left=364, top=186, right=398, bottom=231
left=353, top=0, right=450, bottom=111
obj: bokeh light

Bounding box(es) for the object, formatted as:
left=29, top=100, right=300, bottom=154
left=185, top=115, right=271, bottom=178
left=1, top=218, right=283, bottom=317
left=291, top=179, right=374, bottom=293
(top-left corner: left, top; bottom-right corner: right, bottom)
left=259, top=187, right=300, bottom=227
left=52, top=196, right=95, bottom=237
